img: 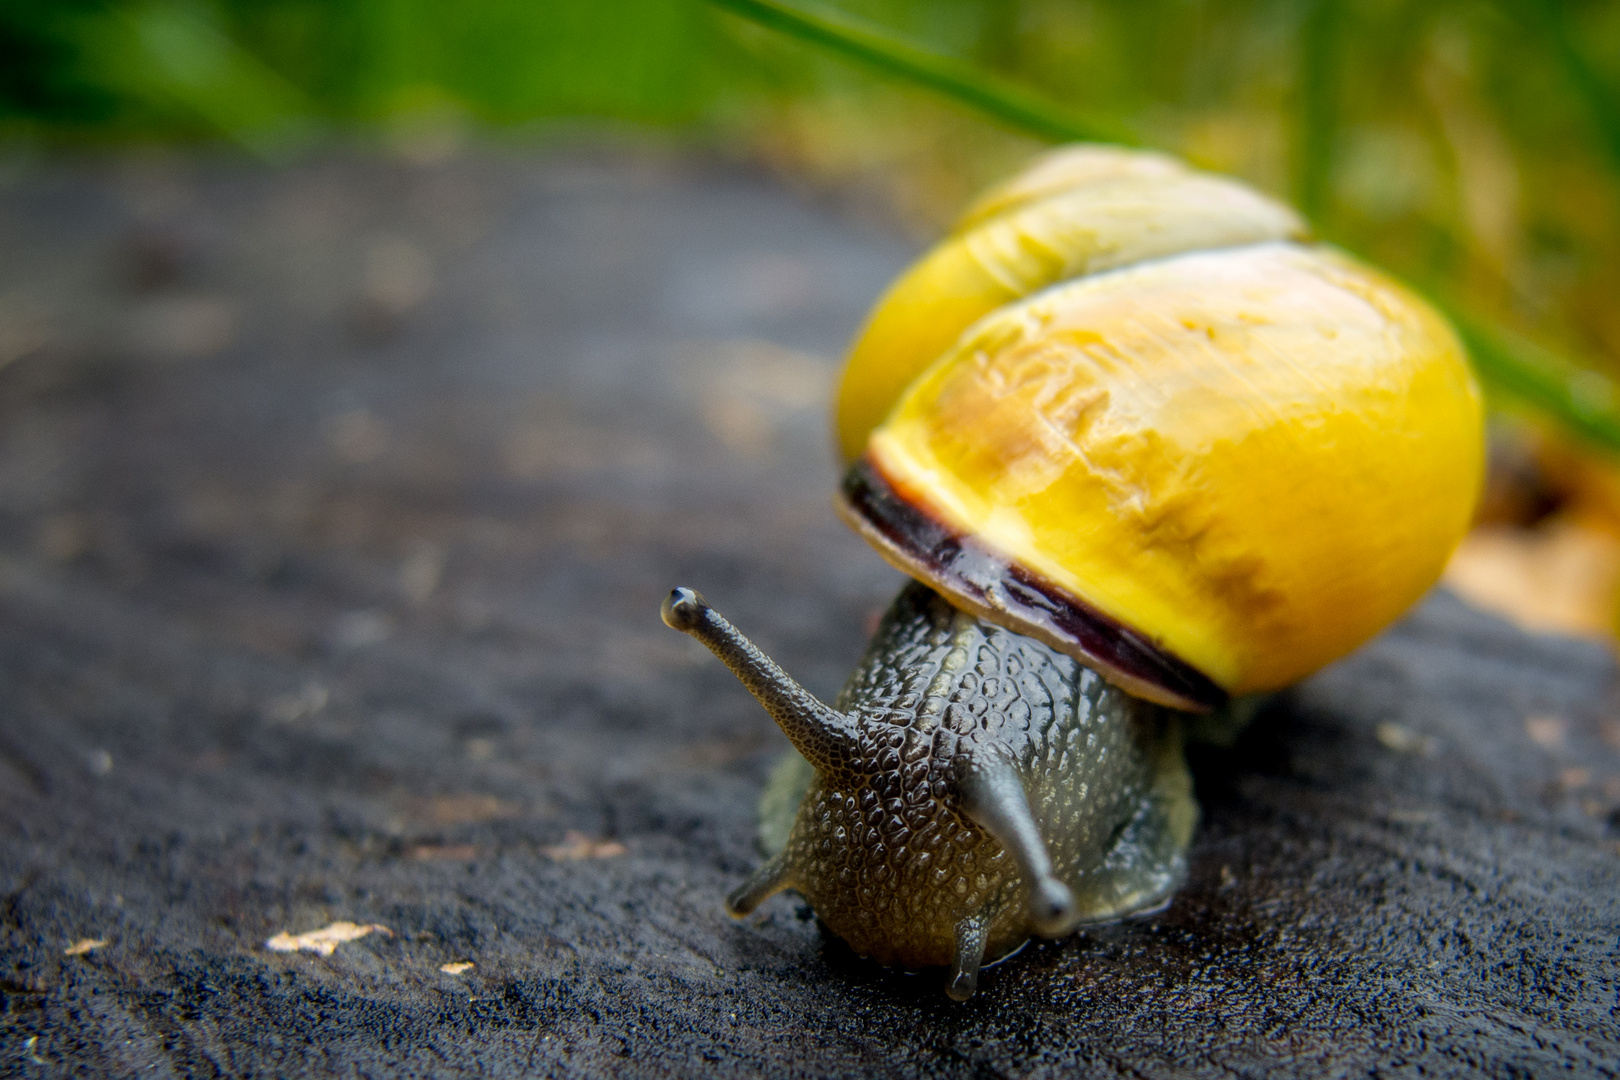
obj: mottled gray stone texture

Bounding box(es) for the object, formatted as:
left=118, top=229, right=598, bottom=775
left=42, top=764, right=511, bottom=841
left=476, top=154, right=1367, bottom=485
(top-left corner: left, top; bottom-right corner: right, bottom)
left=0, top=147, right=1615, bottom=1078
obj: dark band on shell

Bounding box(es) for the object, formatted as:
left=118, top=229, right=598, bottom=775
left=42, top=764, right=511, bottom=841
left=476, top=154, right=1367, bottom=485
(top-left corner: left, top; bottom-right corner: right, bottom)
left=837, top=454, right=1227, bottom=713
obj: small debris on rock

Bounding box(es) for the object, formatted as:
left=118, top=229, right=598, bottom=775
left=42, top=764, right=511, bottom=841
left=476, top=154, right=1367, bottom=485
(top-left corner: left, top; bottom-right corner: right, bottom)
left=400, top=540, right=444, bottom=604
left=264, top=683, right=328, bottom=725
left=1375, top=722, right=1435, bottom=755
left=417, top=794, right=517, bottom=825
left=1443, top=521, right=1620, bottom=639
left=1525, top=714, right=1569, bottom=748
left=64, top=938, right=106, bottom=956
left=1560, top=767, right=1592, bottom=789
left=1384, top=808, right=1436, bottom=825
left=440, top=961, right=474, bottom=975
left=330, top=609, right=393, bottom=649
left=408, top=843, right=478, bottom=861
left=543, top=830, right=626, bottom=860
left=265, top=921, right=392, bottom=956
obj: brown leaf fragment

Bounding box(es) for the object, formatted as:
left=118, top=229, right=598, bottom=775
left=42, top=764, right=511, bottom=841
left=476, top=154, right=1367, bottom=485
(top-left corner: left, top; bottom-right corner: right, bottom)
left=416, top=794, right=519, bottom=825
left=408, top=843, right=479, bottom=861
left=1376, top=723, right=1435, bottom=755
left=543, top=830, right=626, bottom=860
left=1560, top=767, right=1592, bottom=790
left=1443, top=522, right=1620, bottom=640
left=1525, top=715, right=1568, bottom=748
left=265, top=921, right=392, bottom=956
left=64, top=938, right=106, bottom=956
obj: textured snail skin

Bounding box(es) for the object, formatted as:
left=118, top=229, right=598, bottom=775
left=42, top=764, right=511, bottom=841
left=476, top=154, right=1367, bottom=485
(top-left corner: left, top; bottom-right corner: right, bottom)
left=663, top=583, right=1192, bottom=1001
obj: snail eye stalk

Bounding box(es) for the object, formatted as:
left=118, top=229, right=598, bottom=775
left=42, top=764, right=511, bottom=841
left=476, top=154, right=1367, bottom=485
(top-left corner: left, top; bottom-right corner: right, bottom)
left=661, top=587, right=859, bottom=773
left=948, top=913, right=990, bottom=1002
left=953, top=750, right=1077, bottom=938
left=725, top=848, right=793, bottom=918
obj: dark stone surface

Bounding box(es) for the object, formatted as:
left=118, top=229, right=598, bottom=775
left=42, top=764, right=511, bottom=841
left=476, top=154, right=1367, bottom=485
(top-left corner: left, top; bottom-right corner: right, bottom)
left=0, top=147, right=1616, bottom=1078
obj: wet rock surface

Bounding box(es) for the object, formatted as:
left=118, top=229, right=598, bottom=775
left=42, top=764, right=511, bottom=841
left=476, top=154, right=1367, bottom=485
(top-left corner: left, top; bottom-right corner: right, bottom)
left=0, top=148, right=1616, bottom=1078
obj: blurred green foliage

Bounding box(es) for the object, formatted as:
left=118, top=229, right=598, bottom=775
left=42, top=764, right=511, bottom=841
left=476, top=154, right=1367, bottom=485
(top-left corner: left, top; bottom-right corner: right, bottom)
left=0, top=1, right=727, bottom=139
left=3, top=0, right=1620, bottom=439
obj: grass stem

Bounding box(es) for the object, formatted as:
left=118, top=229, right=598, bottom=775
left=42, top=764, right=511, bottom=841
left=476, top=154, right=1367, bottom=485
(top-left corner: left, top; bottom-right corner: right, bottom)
left=706, top=0, right=1131, bottom=145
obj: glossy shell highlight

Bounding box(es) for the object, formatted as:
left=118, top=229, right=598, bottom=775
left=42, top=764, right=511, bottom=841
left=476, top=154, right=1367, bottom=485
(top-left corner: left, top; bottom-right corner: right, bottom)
left=834, top=145, right=1308, bottom=463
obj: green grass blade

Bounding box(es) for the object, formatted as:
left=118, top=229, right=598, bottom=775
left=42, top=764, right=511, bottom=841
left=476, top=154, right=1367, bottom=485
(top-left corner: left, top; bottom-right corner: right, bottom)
left=1447, top=310, right=1620, bottom=455
left=1293, top=0, right=1340, bottom=223
left=704, top=0, right=1132, bottom=145
left=121, top=1, right=317, bottom=160
left=1515, top=0, right=1620, bottom=176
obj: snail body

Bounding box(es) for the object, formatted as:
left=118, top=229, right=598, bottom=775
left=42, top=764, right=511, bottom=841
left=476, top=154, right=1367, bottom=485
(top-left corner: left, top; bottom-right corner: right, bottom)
left=663, top=146, right=1484, bottom=998
left=663, top=582, right=1190, bottom=1000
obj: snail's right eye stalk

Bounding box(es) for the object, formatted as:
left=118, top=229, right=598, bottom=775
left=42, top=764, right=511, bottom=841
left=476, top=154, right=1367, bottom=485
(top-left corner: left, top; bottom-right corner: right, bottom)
left=661, top=587, right=858, bottom=773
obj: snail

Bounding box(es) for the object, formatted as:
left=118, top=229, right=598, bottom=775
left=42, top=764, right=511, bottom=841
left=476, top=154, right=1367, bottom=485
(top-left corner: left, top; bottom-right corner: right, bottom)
left=663, top=145, right=1484, bottom=1000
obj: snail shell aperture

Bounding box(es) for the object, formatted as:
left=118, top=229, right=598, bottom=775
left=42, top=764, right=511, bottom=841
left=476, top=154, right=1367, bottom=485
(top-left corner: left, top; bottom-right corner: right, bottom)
left=663, top=145, right=1484, bottom=999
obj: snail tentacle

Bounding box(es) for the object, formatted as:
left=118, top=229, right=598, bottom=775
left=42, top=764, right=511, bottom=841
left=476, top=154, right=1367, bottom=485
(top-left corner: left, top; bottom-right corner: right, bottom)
left=953, top=749, right=1077, bottom=938
left=725, top=848, right=793, bottom=918
left=947, top=912, right=991, bottom=1002
left=661, top=587, right=859, bottom=773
